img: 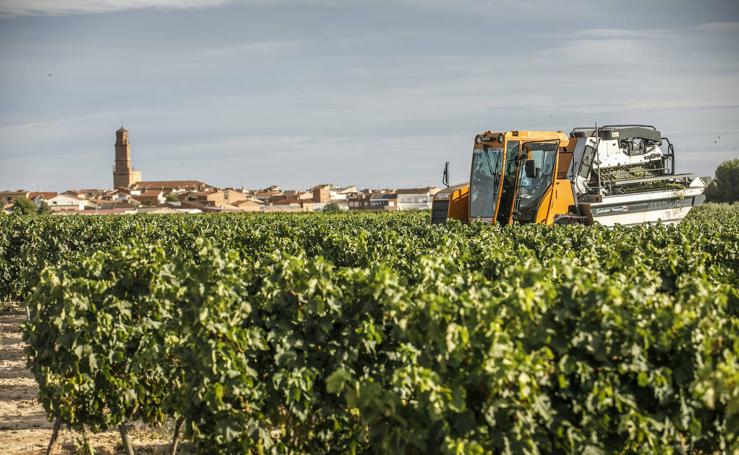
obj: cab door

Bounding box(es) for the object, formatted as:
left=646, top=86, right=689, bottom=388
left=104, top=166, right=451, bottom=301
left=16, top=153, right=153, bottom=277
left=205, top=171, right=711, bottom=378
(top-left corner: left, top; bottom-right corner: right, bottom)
left=495, top=140, right=520, bottom=225
left=496, top=140, right=560, bottom=225
left=511, top=140, right=560, bottom=224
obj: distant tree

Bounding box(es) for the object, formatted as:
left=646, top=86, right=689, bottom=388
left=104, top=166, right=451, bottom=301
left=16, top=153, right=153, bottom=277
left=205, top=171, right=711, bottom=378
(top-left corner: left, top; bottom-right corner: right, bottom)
left=12, top=196, right=36, bottom=215
left=322, top=203, right=341, bottom=212
left=705, top=159, right=739, bottom=203
left=166, top=193, right=179, bottom=203
left=36, top=201, right=51, bottom=214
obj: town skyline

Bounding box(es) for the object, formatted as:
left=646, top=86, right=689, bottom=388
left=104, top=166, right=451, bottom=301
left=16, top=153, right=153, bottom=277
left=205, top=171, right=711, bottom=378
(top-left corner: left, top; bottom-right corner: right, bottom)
left=3, top=123, right=441, bottom=193
left=1, top=0, right=738, bottom=191
left=0, top=125, right=441, bottom=214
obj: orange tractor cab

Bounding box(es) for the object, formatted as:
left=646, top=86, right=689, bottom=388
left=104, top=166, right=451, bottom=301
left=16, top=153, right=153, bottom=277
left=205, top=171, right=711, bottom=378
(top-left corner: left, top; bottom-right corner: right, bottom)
left=432, top=126, right=706, bottom=226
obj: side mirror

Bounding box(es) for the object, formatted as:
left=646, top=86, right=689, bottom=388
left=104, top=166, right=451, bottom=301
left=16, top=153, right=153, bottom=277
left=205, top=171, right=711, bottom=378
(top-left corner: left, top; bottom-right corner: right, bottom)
left=525, top=159, right=538, bottom=178
left=442, top=161, right=450, bottom=188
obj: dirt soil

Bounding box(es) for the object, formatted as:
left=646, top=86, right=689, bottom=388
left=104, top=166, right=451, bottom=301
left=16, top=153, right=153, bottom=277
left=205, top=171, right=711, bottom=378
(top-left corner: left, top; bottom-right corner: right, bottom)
left=0, top=309, right=175, bottom=454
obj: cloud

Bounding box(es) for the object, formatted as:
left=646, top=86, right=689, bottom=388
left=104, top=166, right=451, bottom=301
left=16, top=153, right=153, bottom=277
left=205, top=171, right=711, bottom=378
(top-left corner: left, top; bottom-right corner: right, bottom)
left=0, top=0, right=232, bottom=17
left=696, top=22, right=739, bottom=33
left=203, top=40, right=306, bottom=58
left=0, top=0, right=612, bottom=19
left=568, top=28, right=668, bottom=40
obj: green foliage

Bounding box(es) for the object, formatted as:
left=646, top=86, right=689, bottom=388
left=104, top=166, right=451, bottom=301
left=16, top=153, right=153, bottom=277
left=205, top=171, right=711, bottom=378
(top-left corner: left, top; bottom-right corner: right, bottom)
left=322, top=202, right=342, bottom=212
left=36, top=201, right=51, bottom=214
left=12, top=196, right=36, bottom=215
left=24, top=244, right=175, bottom=432
left=6, top=205, right=739, bottom=453
left=705, top=158, right=739, bottom=203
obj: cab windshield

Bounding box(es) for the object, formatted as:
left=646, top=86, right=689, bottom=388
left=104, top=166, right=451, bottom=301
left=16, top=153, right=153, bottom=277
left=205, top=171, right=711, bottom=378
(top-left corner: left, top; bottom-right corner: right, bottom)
left=469, top=145, right=503, bottom=220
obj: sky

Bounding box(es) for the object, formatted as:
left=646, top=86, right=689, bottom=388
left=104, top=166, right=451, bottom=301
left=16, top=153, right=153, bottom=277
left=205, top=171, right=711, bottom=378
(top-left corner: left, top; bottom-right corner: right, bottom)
left=1, top=0, right=738, bottom=192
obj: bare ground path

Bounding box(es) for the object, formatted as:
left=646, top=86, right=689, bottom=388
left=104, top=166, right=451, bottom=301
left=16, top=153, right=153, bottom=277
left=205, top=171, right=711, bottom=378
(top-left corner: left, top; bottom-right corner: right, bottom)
left=0, top=308, right=174, bottom=454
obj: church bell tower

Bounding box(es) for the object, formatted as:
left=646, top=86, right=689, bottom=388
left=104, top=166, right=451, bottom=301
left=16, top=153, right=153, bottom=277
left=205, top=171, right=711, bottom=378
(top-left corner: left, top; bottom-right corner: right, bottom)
left=113, top=126, right=141, bottom=189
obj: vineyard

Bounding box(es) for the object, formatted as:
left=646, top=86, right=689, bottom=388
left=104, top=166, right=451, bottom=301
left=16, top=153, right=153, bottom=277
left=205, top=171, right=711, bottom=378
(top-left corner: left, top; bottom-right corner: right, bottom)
left=1, top=205, right=737, bottom=453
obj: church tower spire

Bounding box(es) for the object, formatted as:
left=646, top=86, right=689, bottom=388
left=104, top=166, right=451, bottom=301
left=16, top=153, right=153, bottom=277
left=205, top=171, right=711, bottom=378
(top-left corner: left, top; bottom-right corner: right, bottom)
left=113, top=126, right=142, bottom=189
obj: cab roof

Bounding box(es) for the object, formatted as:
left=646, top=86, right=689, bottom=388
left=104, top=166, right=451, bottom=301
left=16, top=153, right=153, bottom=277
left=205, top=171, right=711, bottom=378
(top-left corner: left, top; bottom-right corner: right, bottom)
left=476, top=130, right=569, bottom=146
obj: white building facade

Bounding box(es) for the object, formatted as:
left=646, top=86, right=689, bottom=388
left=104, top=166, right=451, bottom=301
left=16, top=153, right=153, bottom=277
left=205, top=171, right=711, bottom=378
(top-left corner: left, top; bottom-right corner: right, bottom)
left=396, top=187, right=440, bottom=211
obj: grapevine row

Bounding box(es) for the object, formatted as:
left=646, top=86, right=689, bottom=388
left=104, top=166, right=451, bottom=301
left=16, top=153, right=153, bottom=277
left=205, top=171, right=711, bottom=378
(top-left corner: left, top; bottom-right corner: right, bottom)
left=14, top=206, right=739, bottom=452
